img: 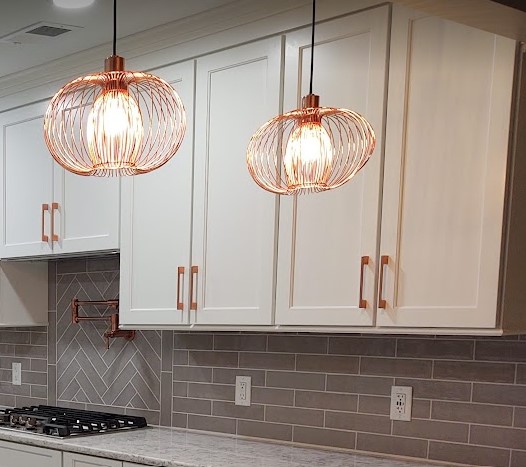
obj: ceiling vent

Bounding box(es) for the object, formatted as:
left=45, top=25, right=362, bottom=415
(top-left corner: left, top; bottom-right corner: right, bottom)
left=0, top=22, right=82, bottom=45
left=26, top=25, right=71, bottom=37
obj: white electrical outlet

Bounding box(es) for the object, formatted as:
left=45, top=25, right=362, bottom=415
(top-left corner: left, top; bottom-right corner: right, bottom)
left=390, top=386, right=412, bottom=421
left=235, top=375, right=251, bottom=406
left=12, top=362, right=21, bottom=386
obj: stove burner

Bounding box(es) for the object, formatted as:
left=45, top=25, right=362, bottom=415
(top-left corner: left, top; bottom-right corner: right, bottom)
left=0, top=405, right=147, bottom=437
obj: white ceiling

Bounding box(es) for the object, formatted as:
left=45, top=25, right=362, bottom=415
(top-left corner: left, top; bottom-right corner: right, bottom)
left=0, top=0, right=236, bottom=79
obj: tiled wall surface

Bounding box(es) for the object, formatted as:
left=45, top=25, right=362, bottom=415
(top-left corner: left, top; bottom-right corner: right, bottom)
left=53, top=258, right=161, bottom=424
left=0, top=326, right=47, bottom=407
left=0, top=257, right=525, bottom=467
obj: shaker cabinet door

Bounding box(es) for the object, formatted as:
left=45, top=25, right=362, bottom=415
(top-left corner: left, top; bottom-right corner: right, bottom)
left=120, top=60, right=195, bottom=326
left=190, top=38, right=281, bottom=326
left=275, top=7, right=389, bottom=326
left=0, top=101, right=54, bottom=258
left=63, top=452, right=122, bottom=467
left=53, top=166, right=120, bottom=255
left=0, top=440, right=61, bottom=467
left=377, top=8, right=515, bottom=329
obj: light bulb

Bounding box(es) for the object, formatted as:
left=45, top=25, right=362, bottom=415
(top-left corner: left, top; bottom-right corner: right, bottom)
left=284, top=121, right=334, bottom=190
left=87, top=88, right=144, bottom=170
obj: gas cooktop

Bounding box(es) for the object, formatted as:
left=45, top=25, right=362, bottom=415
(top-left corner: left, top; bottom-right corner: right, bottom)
left=0, top=405, right=147, bottom=437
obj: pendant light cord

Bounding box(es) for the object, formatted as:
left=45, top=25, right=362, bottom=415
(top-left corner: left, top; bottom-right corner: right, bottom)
left=309, top=0, right=316, bottom=95
left=112, top=0, right=117, bottom=56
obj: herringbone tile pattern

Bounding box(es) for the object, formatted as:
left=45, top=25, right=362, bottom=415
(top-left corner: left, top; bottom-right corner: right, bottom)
left=55, top=266, right=161, bottom=415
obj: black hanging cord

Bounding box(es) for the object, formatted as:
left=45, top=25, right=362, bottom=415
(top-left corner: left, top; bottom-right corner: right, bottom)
left=112, top=0, right=117, bottom=56
left=309, top=0, right=316, bottom=95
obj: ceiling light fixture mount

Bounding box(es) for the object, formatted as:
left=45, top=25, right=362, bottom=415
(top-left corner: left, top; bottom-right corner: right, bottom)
left=246, top=0, right=376, bottom=195
left=44, top=0, right=186, bottom=176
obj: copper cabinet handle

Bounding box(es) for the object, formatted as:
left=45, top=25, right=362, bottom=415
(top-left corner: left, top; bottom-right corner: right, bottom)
left=359, top=256, right=369, bottom=309
left=190, top=266, right=198, bottom=311
left=177, top=267, right=185, bottom=311
left=51, top=202, right=59, bottom=242
left=378, top=255, right=389, bottom=309
left=41, top=204, right=49, bottom=242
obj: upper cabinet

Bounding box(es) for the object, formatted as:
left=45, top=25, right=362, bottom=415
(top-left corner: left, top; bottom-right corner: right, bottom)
left=377, top=7, right=516, bottom=329
left=119, top=3, right=525, bottom=334
left=120, top=38, right=281, bottom=328
left=0, top=101, right=119, bottom=259
left=275, top=7, right=389, bottom=327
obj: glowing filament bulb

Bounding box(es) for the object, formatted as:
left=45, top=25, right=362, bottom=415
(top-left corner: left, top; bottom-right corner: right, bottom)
left=284, top=121, right=334, bottom=190
left=87, top=88, right=144, bottom=170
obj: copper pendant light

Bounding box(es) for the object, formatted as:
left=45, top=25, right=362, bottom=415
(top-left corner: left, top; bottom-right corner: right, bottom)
left=246, top=0, right=376, bottom=195
left=44, top=0, right=186, bottom=176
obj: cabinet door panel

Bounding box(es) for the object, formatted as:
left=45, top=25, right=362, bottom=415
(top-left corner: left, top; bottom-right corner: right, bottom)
left=275, top=7, right=389, bottom=326
left=120, top=61, right=194, bottom=326
left=53, top=168, right=120, bottom=255
left=192, top=38, right=281, bottom=325
left=0, top=101, right=54, bottom=258
left=378, top=9, right=515, bottom=328
left=0, top=440, right=61, bottom=467
left=64, top=452, right=121, bottom=467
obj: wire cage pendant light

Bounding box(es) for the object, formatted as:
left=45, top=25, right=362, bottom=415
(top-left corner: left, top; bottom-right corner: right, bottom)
left=246, top=0, right=376, bottom=195
left=44, top=0, right=186, bottom=176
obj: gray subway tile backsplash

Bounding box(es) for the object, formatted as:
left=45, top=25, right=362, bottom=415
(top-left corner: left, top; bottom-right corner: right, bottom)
left=237, top=419, right=292, bottom=441
left=292, top=426, right=356, bottom=450
left=397, top=338, right=474, bottom=360
left=356, top=432, right=428, bottom=459
left=0, top=257, right=523, bottom=467
left=433, top=360, right=516, bottom=383
left=428, top=441, right=511, bottom=467
left=515, top=407, right=526, bottom=428
left=392, top=418, right=469, bottom=443
left=475, top=340, right=526, bottom=362
left=517, top=364, right=526, bottom=384
left=431, top=400, right=514, bottom=426
left=473, top=382, right=526, bottom=406
left=511, top=449, right=526, bottom=467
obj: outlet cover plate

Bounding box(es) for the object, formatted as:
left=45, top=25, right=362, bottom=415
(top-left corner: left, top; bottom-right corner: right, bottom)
left=390, top=385, right=412, bottom=421
left=12, top=362, right=21, bottom=386
left=235, top=376, right=251, bottom=406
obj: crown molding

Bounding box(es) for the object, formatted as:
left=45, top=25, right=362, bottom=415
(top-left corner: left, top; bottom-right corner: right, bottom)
left=391, top=0, right=526, bottom=41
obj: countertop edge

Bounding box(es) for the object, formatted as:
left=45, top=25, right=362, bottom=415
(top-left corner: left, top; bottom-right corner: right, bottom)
left=0, top=425, right=456, bottom=467
left=0, top=428, right=179, bottom=466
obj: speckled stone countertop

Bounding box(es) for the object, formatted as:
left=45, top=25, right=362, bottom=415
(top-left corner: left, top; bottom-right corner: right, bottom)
left=0, top=426, right=451, bottom=467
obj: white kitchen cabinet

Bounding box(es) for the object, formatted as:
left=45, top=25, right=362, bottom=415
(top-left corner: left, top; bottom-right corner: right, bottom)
left=63, top=452, right=121, bottom=467
left=377, top=8, right=516, bottom=329
left=275, top=7, right=389, bottom=327
left=0, top=440, right=61, bottom=467
left=0, top=100, right=119, bottom=259
left=119, top=3, right=525, bottom=334
left=120, top=38, right=281, bottom=327
left=120, top=61, right=194, bottom=327
left=190, top=38, right=281, bottom=326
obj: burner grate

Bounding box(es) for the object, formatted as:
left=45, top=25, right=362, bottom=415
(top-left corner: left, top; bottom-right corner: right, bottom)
left=0, top=405, right=147, bottom=437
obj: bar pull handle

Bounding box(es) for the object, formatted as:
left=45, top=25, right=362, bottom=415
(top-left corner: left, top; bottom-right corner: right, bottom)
left=378, top=255, right=389, bottom=309
left=177, top=267, right=185, bottom=311
left=51, top=202, right=59, bottom=242
left=41, top=204, right=49, bottom=242
left=359, top=256, right=369, bottom=309
left=190, top=266, right=198, bottom=311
